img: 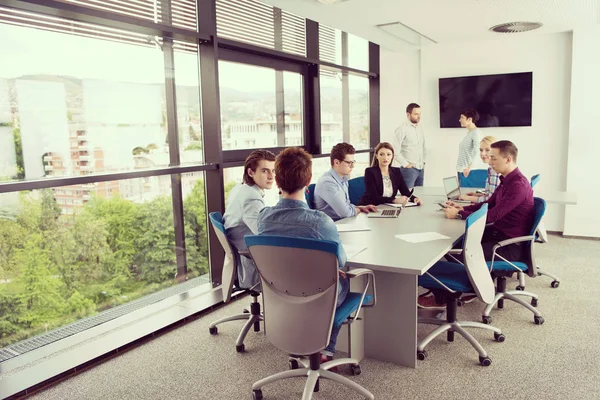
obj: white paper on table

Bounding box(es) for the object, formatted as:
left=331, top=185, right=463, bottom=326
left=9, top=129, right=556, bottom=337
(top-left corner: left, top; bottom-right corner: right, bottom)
left=336, top=224, right=371, bottom=232
left=385, top=202, right=417, bottom=208
left=342, top=244, right=367, bottom=259
left=395, top=232, right=451, bottom=243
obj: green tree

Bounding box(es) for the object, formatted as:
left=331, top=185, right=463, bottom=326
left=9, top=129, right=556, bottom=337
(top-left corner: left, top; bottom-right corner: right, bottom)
left=132, top=146, right=148, bottom=155
left=0, top=219, right=26, bottom=277
left=184, top=180, right=209, bottom=276
left=134, top=196, right=177, bottom=283
left=12, top=124, right=24, bottom=180
left=84, top=196, right=139, bottom=281
left=184, top=142, right=202, bottom=151
left=15, top=234, right=65, bottom=328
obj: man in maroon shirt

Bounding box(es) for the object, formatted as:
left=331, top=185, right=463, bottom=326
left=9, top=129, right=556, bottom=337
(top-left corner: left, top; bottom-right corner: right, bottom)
left=444, top=140, right=534, bottom=261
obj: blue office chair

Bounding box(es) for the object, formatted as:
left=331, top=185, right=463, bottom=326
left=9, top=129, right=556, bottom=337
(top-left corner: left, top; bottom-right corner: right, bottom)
left=305, top=183, right=316, bottom=209
left=482, top=197, right=546, bottom=325
left=518, top=174, right=559, bottom=289
left=418, top=204, right=504, bottom=366
left=245, top=235, right=376, bottom=400
left=207, top=212, right=263, bottom=352
left=458, top=169, right=488, bottom=188
left=348, top=176, right=365, bottom=206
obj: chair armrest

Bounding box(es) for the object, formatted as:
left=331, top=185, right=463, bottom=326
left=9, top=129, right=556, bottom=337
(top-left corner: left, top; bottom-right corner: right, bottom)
left=444, top=249, right=464, bottom=265
left=495, top=235, right=535, bottom=248
left=446, top=249, right=462, bottom=254
left=347, top=268, right=376, bottom=321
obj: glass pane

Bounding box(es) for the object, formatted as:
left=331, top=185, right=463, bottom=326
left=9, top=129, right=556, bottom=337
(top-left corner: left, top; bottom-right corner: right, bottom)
left=349, top=75, right=370, bottom=150
left=347, top=33, right=369, bottom=71
left=0, top=23, right=168, bottom=182
left=174, top=46, right=204, bottom=165
left=319, top=25, right=342, bottom=65
left=283, top=71, right=304, bottom=147
left=0, top=174, right=210, bottom=349
left=219, top=61, right=303, bottom=151
left=320, top=70, right=343, bottom=152
left=181, top=172, right=210, bottom=279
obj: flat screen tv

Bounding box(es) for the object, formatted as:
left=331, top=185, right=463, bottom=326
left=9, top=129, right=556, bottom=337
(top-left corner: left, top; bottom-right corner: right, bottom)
left=438, top=72, right=533, bottom=128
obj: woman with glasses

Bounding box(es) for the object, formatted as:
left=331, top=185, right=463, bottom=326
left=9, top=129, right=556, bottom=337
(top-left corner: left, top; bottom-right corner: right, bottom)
left=359, top=142, right=421, bottom=206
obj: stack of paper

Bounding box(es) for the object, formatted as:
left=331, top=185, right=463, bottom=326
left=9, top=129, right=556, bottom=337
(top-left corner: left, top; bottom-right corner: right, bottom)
left=395, top=232, right=450, bottom=243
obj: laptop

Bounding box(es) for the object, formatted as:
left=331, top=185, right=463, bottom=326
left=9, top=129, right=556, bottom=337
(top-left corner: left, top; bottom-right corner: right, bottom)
left=367, top=208, right=402, bottom=218
left=443, top=176, right=462, bottom=201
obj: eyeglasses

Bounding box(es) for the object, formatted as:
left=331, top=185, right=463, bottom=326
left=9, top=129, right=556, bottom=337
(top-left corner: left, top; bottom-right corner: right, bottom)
left=341, top=160, right=356, bottom=167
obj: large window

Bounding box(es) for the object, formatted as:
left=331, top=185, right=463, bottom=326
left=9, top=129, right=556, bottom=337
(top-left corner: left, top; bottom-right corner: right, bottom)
left=0, top=22, right=169, bottom=181
left=219, top=61, right=304, bottom=151
left=0, top=174, right=208, bottom=348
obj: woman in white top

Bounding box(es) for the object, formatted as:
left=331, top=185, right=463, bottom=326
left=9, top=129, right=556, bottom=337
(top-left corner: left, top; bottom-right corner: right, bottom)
left=459, top=135, right=501, bottom=203
left=456, top=108, right=482, bottom=179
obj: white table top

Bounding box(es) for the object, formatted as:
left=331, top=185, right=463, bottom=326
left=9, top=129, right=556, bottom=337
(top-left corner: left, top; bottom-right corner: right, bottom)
left=337, top=196, right=465, bottom=276
left=414, top=186, right=577, bottom=205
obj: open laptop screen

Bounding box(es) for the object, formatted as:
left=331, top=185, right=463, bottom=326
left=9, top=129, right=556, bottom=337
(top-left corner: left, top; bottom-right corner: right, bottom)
left=443, top=176, right=460, bottom=199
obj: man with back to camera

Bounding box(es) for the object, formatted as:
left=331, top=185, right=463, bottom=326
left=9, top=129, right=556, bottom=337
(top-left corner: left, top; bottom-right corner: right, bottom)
left=223, top=149, right=276, bottom=289
left=444, top=140, right=534, bottom=261
left=314, top=142, right=377, bottom=221
left=392, top=103, right=426, bottom=188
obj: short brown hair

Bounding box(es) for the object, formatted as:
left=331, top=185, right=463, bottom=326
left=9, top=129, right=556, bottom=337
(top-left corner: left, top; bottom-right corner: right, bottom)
left=406, top=103, right=420, bottom=114
left=243, top=149, right=276, bottom=185
left=491, top=140, right=518, bottom=162
left=371, top=142, right=395, bottom=167
left=330, top=142, right=355, bottom=166
left=275, top=147, right=312, bottom=194
left=461, top=108, right=480, bottom=123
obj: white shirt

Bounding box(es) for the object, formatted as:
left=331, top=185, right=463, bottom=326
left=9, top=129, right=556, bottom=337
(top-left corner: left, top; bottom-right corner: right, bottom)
left=392, top=120, right=426, bottom=169
left=382, top=175, right=393, bottom=198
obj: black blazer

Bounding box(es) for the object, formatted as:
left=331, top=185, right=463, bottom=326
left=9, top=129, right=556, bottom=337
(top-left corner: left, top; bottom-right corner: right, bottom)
left=359, top=166, right=414, bottom=206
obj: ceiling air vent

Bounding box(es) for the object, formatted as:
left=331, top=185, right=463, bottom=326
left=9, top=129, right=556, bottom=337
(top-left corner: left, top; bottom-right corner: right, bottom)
left=490, top=22, right=543, bottom=33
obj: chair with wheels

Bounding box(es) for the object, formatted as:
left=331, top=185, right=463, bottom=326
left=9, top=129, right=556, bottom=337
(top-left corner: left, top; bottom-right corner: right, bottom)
left=516, top=174, right=560, bottom=290
left=207, top=212, right=263, bottom=353
left=245, top=235, right=376, bottom=400
left=348, top=176, right=365, bottom=206
left=418, top=204, right=505, bottom=366
left=305, top=183, right=316, bottom=209
left=482, top=197, right=546, bottom=326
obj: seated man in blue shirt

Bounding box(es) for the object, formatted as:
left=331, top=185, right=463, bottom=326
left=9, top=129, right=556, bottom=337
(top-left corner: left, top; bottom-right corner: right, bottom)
left=314, top=142, right=377, bottom=221
left=257, top=147, right=349, bottom=362
left=223, top=149, right=276, bottom=289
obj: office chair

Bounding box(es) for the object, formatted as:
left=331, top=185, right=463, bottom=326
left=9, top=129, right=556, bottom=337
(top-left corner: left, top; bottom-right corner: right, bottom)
left=305, top=183, right=316, bottom=209
left=245, top=235, right=376, bottom=400
left=482, top=197, right=546, bottom=325
left=516, top=174, right=560, bottom=289
left=458, top=168, right=488, bottom=188
left=418, top=204, right=504, bottom=366
left=348, top=176, right=365, bottom=206
left=207, top=212, right=263, bottom=352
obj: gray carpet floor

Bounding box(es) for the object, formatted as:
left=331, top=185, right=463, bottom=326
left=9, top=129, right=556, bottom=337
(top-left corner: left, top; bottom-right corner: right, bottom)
left=29, top=235, right=600, bottom=400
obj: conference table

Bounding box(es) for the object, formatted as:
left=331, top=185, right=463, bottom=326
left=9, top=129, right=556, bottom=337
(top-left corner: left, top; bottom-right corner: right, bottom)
left=336, top=192, right=465, bottom=368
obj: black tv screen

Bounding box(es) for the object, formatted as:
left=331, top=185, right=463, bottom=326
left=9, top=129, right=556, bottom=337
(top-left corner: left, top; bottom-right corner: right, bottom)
left=438, top=72, right=533, bottom=128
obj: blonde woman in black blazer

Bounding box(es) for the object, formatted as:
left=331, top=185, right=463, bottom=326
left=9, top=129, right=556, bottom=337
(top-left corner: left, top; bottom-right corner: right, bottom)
left=359, top=142, right=422, bottom=206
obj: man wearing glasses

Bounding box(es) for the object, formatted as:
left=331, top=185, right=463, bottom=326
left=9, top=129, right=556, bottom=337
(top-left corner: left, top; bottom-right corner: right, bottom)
left=314, top=142, right=377, bottom=221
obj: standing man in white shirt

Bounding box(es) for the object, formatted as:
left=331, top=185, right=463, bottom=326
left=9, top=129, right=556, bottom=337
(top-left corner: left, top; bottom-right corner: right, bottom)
left=223, top=149, right=276, bottom=289
left=392, top=103, right=426, bottom=188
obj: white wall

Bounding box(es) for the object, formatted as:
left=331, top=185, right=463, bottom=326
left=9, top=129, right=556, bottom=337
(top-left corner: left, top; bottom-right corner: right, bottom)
left=418, top=33, right=573, bottom=232
left=564, top=27, right=600, bottom=237
left=379, top=48, right=420, bottom=144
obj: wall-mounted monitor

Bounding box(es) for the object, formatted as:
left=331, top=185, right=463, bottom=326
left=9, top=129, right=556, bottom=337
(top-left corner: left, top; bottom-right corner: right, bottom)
left=438, top=72, right=533, bottom=128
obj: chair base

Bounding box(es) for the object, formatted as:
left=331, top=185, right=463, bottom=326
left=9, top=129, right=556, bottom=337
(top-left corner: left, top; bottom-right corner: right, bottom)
left=208, top=291, right=263, bottom=351
left=252, top=353, right=373, bottom=400
left=516, top=267, right=561, bottom=290
left=484, top=277, right=543, bottom=324
left=418, top=299, right=503, bottom=365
